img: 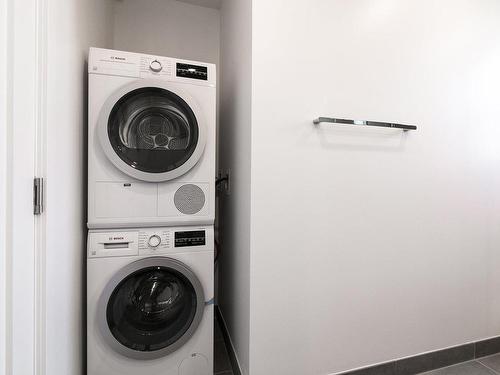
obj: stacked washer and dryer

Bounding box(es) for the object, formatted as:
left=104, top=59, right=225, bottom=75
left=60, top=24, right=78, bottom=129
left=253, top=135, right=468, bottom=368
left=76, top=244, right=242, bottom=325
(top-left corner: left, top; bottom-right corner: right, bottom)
left=87, top=47, right=216, bottom=375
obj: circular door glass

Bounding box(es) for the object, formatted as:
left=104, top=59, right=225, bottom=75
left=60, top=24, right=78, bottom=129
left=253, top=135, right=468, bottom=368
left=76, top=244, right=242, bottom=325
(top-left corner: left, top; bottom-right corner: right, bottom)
left=106, top=266, right=198, bottom=352
left=107, top=87, right=199, bottom=174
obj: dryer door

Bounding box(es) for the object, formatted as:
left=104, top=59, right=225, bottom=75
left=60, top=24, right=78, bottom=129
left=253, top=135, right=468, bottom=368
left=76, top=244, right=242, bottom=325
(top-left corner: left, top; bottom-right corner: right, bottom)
left=99, top=257, right=205, bottom=360
left=98, top=80, right=207, bottom=182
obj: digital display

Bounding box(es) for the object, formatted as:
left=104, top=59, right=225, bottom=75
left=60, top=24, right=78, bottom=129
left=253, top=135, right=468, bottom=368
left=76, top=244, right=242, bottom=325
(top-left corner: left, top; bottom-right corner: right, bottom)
left=175, top=230, right=206, bottom=247
left=176, top=63, right=208, bottom=81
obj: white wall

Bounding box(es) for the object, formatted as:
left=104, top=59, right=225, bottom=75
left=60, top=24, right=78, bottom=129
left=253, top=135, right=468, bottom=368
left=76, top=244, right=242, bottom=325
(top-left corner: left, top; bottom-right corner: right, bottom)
left=113, top=0, right=220, bottom=65
left=218, top=0, right=252, bottom=374
left=248, top=1, right=500, bottom=374
left=45, top=0, right=113, bottom=373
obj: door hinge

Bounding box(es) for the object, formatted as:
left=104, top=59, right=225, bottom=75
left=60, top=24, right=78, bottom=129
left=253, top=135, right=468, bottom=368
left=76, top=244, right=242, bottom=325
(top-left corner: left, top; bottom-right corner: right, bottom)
left=33, top=177, right=44, bottom=215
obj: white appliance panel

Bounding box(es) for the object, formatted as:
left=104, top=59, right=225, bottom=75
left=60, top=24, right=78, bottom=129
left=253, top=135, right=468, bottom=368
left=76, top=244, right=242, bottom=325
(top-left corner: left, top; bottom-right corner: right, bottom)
left=87, top=226, right=214, bottom=375
left=87, top=48, right=216, bottom=228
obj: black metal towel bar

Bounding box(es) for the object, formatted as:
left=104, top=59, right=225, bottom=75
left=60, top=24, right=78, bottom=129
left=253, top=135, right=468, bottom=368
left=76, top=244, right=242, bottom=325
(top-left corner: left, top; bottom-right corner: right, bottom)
left=313, top=117, right=417, bottom=131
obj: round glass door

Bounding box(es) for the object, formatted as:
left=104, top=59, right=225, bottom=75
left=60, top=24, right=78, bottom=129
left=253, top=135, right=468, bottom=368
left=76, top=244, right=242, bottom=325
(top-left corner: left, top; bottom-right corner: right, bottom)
left=98, top=81, right=207, bottom=182
left=100, top=258, right=205, bottom=359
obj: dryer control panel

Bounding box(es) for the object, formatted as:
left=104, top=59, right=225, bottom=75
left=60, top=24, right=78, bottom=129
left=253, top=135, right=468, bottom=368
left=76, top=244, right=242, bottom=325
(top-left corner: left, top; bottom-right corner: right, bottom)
left=88, top=226, right=213, bottom=258
left=88, top=47, right=216, bottom=87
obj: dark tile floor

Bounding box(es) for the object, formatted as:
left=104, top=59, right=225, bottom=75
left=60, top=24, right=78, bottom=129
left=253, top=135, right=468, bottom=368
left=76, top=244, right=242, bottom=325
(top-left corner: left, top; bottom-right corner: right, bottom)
left=419, top=354, right=500, bottom=375
left=214, top=319, right=233, bottom=375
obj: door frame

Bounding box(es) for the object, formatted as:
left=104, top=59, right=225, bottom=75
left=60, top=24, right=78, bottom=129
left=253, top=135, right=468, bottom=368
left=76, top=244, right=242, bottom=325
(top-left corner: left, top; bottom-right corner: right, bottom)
left=0, top=0, right=47, bottom=374
left=0, top=0, right=10, bottom=373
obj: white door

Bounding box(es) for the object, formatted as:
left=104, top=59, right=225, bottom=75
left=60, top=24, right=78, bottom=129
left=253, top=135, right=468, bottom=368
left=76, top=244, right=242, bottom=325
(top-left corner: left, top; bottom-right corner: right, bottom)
left=0, top=0, right=46, bottom=374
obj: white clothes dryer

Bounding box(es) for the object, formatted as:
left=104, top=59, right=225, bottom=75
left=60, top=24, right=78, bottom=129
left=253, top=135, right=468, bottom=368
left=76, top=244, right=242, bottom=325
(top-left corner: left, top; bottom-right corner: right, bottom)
left=88, top=48, right=216, bottom=229
left=87, top=225, right=214, bottom=375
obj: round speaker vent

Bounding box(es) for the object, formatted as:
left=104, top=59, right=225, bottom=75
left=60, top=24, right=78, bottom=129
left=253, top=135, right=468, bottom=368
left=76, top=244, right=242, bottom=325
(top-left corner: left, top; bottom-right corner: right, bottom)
left=174, top=184, right=205, bottom=215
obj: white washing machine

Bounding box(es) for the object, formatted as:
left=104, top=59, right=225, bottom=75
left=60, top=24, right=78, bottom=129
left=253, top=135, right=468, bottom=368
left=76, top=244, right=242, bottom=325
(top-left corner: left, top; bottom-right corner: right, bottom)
left=87, top=226, right=214, bottom=375
left=88, top=47, right=216, bottom=229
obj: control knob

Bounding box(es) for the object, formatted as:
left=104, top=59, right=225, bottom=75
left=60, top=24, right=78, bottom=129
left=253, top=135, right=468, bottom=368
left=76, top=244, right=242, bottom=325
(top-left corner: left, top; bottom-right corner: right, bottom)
left=149, top=60, right=162, bottom=73
left=148, top=234, right=161, bottom=248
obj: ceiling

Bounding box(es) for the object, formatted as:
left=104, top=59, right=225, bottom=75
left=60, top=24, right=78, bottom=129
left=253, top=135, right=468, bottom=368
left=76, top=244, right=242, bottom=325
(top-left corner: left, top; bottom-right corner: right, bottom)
left=175, top=0, right=221, bottom=9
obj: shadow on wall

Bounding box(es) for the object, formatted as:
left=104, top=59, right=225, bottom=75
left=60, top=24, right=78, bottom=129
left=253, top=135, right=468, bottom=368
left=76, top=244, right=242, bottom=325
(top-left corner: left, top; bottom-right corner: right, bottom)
left=81, top=59, right=89, bottom=375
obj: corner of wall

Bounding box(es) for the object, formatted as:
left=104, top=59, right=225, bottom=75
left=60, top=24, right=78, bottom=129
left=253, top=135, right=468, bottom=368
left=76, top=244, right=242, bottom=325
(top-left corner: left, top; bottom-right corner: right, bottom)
left=218, top=0, right=252, bottom=374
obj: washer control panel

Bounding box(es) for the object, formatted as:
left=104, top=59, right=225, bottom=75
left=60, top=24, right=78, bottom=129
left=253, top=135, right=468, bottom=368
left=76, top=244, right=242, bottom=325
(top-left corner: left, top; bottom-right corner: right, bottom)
left=88, top=227, right=213, bottom=258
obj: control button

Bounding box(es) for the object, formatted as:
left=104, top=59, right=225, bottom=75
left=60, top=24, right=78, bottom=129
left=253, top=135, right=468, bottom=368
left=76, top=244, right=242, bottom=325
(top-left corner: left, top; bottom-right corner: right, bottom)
left=148, top=235, right=161, bottom=248
left=150, top=60, right=162, bottom=72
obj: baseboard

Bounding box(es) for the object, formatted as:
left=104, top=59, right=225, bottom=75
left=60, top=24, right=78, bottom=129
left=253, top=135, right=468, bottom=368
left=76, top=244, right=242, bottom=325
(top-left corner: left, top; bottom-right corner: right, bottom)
left=215, top=306, right=243, bottom=375
left=336, top=336, right=500, bottom=375
left=213, top=308, right=500, bottom=375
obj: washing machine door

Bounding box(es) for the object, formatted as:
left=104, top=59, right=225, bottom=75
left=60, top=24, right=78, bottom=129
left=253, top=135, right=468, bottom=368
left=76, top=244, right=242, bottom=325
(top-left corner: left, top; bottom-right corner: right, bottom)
left=99, top=257, right=205, bottom=360
left=98, top=80, right=207, bottom=182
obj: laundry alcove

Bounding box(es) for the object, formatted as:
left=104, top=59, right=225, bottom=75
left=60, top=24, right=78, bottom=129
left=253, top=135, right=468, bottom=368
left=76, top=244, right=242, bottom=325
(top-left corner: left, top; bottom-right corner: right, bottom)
left=4, top=1, right=500, bottom=375
left=27, top=1, right=222, bottom=374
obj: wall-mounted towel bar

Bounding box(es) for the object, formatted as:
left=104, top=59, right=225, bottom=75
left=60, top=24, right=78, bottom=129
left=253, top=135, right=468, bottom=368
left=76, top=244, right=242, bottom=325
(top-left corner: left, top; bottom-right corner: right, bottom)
left=313, top=117, right=417, bottom=131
